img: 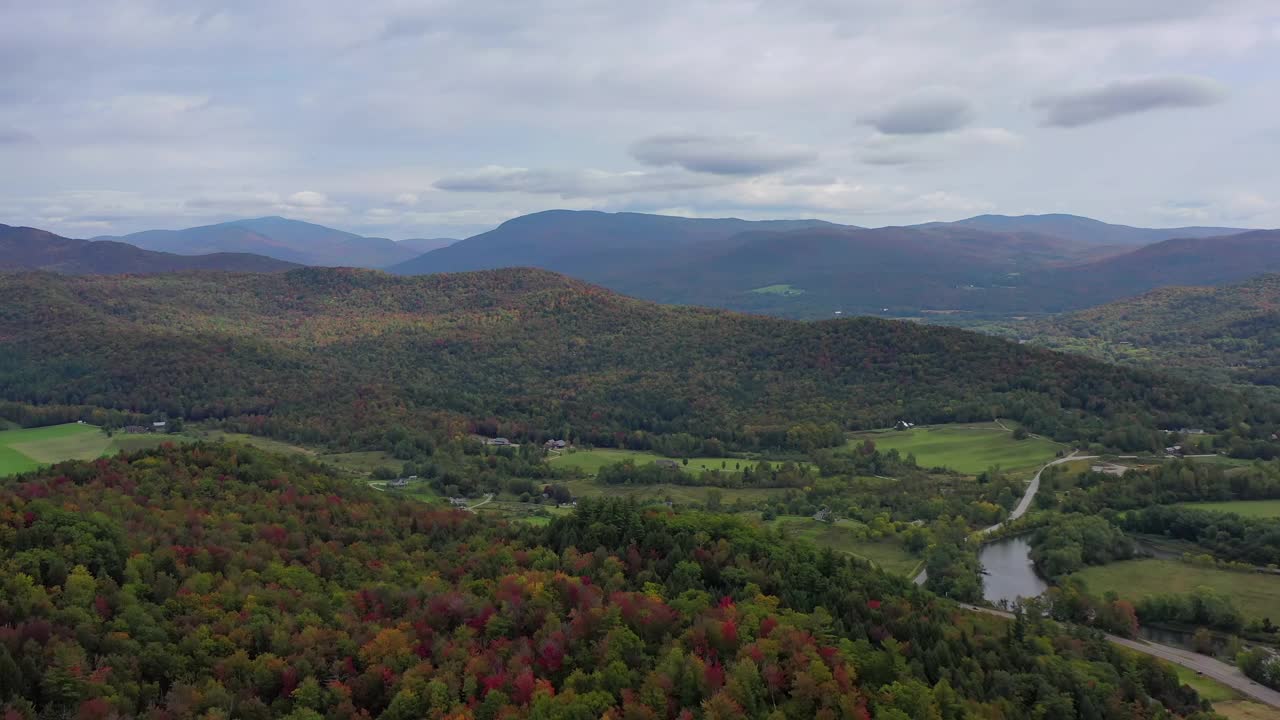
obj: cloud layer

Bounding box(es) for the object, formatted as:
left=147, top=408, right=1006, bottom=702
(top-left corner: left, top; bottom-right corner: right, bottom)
left=0, top=0, right=1278, bottom=237
left=1035, top=76, right=1228, bottom=127
left=629, top=134, right=817, bottom=175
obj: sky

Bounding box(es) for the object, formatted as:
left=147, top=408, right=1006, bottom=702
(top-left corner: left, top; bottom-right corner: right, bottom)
left=1, top=0, right=1278, bottom=240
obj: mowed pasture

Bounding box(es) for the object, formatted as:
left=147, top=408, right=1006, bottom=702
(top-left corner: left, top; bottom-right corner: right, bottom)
left=0, top=423, right=176, bottom=476
left=756, top=515, right=921, bottom=577
left=1069, top=559, right=1280, bottom=624
left=1177, top=500, right=1280, bottom=519
left=846, top=423, right=1060, bottom=475
left=550, top=448, right=786, bottom=476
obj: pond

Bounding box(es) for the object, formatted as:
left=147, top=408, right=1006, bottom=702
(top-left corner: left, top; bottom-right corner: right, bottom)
left=979, top=535, right=1048, bottom=607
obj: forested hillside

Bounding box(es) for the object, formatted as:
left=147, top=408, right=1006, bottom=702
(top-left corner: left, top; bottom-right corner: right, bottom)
left=992, top=274, right=1280, bottom=388
left=0, top=443, right=1219, bottom=718
left=0, top=267, right=1274, bottom=454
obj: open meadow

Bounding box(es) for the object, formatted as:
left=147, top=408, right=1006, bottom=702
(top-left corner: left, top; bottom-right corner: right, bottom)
left=1069, top=559, right=1280, bottom=624
left=0, top=423, right=178, bottom=476
left=1177, top=500, right=1280, bottom=519
left=550, top=447, right=786, bottom=476
left=846, top=422, right=1061, bottom=475
left=755, top=514, right=921, bottom=576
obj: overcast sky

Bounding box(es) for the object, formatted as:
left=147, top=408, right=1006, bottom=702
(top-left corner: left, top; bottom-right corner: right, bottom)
left=2, top=0, right=1278, bottom=239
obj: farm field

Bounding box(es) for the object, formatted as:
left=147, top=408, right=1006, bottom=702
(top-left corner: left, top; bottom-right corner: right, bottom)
left=758, top=515, right=921, bottom=576
left=0, top=423, right=181, bottom=476
left=1069, top=559, right=1280, bottom=623
left=1172, top=668, right=1280, bottom=720
left=846, top=422, right=1061, bottom=475
left=560, top=476, right=783, bottom=505
left=1178, top=500, right=1280, bottom=518
left=196, top=431, right=401, bottom=476
left=550, top=447, right=786, bottom=476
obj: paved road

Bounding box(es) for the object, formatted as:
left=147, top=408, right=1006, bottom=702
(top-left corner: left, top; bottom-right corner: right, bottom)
left=915, top=451, right=1094, bottom=585
left=981, top=450, right=1095, bottom=535
left=960, top=604, right=1280, bottom=708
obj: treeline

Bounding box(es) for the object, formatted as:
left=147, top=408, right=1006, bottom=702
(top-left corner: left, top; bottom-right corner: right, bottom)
left=1028, top=515, right=1135, bottom=579
left=1119, top=506, right=1280, bottom=567
left=0, top=443, right=1221, bottom=719
left=596, top=459, right=815, bottom=489
left=3, top=268, right=1277, bottom=459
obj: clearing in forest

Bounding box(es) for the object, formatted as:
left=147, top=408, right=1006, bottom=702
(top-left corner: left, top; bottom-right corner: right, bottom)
left=846, top=422, right=1060, bottom=475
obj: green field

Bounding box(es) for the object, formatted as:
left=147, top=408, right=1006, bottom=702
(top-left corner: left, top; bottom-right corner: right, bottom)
left=750, top=284, right=806, bottom=296
left=560, top=476, right=783, bottom=505
left=1177, top=500, right=1280, bottom=518
left=551, top=448, right=785, bottom=476
left=847, top=423, right=1061, bottom=475
left=758, top=515, right=921, bottom=576
left=1069, top=559, right=1280, bottom=623
left=1171, top=666, right=1280, bottom=719
left=197, top=431, right=401, bottom=476
left=0, top=423, right=152, bottom=476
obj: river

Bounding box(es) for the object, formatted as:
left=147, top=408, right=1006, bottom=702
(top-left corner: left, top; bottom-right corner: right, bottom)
left=979, top=535, right=1048, bottom=607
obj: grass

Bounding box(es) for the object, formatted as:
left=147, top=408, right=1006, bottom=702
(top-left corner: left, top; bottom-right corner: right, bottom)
left=1069, top=559, right=1280, bottom=624
left=551, top=448, right=786, bottom=477
left=1173, top=668, right=1280, bottom=720
left=749, top=284, right=806, bottom=296
left=560, top=476, right=783, bottom=505
left=1177, top=500, right=1280, bottom=519
left=758, top=515, right=921, bottom=576
left=194, top=431, right=400, bottom=477
left=0, top=423, right=201, bottom=477
left=846, top=422, right=1060, bottom=475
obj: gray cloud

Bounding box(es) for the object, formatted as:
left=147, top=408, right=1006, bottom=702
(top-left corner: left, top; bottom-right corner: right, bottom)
left=1035, top=76, right=1227, bottom=127
left=629, top=133, right=817, bottom=175
left=434, top=166, right=719, bottom=197
left=861, top=150, right=929, bottom=166
left=859, top=91, right=975, bottom=135
left=0, top=128, right=36, bottom=144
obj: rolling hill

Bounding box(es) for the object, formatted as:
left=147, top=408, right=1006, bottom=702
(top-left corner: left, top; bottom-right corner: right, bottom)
left=0, top=223, right=298, bottom=274
left=390, top=210, right=1129, bottom=317
left=391, top=210, right=1277, bottom=318
left=993, top=273, right=1280, bottom=388
left=1027, top=230, right=1280, bottom=303
left=921, top=213, right=1248, bottom=246
left=96, top=216, right=426, bottom=268
left=0, top=266, right=1267, bottom=453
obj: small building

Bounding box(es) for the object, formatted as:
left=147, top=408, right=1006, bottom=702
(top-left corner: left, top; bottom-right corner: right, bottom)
left=1165, top=445, right=1184, bottom=456
left=1179, top=428, right=1206, bottom=435
left=487, top=437, right=512, bottom=446
left=390, top=478, right=410, bottom=488
left=655, top=459, right=680, bottom=469
left=812, top=508, right=833, bottom=523
left=894, top=420, right=916, bottom=430
left=152, top=421, right=167, bottom=430
left=544, top=439, right=568, bottom=450
left=449, top=497, right=469, bottom=506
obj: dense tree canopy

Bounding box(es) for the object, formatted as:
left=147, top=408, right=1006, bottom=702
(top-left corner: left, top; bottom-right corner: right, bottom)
left=0, top=443, right=1219, bottom=719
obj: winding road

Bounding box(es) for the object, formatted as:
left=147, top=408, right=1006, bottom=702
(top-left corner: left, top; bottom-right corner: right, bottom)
left=914, top=451, right=1093, bottom=586
left=961, top=604, right=1280, bottom=708
left=908, top=450, right=1278, bottom=708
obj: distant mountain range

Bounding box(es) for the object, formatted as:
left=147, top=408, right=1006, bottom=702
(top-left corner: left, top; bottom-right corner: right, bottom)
left=9, top=210, right=1276, bottom=318
left=0, top=224, right=298, bottom=274
left=390, top=210, right=1274, bottom=317
left=94, top=216, right=454, bottom=268
left=917, top=213, right=1247, bottom=246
